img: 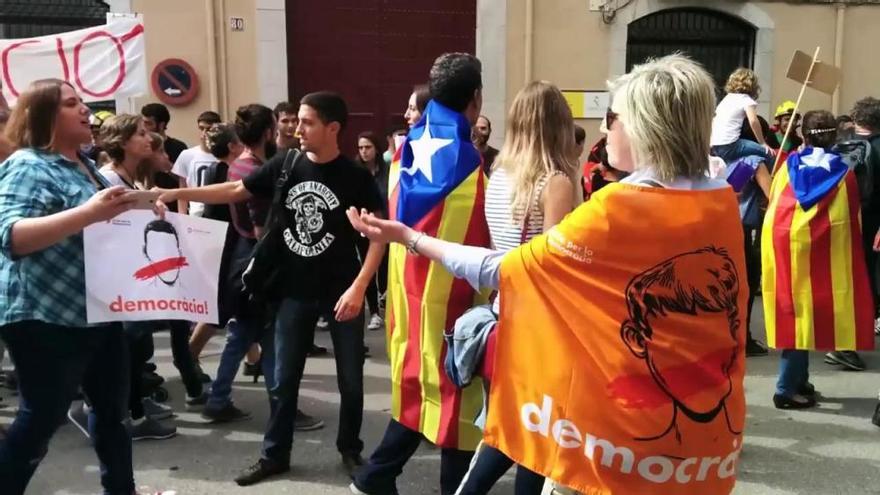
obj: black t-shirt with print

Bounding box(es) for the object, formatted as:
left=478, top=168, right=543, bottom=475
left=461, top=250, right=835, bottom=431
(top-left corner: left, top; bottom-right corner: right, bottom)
left=243, top=151, right=383, bottom=301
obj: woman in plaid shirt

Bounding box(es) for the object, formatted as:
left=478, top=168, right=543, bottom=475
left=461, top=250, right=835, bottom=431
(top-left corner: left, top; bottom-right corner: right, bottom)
left=0, top=80, right=141, bottom=494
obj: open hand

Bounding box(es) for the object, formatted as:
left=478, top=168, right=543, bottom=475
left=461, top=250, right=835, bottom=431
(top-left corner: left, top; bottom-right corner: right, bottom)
left=346, top=207, right=410, bottom=245
left=83, top=186, right=137, bottom=223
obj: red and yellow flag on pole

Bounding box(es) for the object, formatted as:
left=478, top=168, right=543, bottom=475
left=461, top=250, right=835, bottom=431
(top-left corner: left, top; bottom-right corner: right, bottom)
left=761, top=151, right=874, bottom=351
left=485, top=184, right=748, bottom=495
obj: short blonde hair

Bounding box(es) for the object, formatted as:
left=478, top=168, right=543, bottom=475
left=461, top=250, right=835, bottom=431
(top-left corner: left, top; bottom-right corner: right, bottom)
left=608, top=54, right=716, bottom=181
left=724, top=68, right=760, bottom=98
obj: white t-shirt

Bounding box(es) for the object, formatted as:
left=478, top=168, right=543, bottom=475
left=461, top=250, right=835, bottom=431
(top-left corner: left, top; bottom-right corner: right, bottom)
left=710, top=93, right=757, bottom=147
left=98, top=166, right=135, bottom=189
left=172, top=146, right=216, bottom=216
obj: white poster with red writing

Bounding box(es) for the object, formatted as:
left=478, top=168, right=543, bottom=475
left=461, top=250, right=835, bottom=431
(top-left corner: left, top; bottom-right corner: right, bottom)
left=83, top=210, right=228, bottom=324
left=0, top=16, right=146, bottom=105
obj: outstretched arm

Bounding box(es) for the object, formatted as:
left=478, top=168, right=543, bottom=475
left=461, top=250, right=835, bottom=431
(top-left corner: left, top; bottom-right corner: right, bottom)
left=346, top=207, right=503, bottom=290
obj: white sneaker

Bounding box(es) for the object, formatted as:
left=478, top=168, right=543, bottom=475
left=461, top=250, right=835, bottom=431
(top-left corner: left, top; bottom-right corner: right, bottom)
left=874, top=317, right=880, bottom=335
left=367, top=314, right=384, bottom=331
left=316, top=316, right=329, bottom=330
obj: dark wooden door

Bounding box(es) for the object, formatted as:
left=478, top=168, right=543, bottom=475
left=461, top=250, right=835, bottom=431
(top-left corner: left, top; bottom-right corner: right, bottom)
left=286, top=0, right=476, bottom=157
left=627, top=8, right=756, bottom=98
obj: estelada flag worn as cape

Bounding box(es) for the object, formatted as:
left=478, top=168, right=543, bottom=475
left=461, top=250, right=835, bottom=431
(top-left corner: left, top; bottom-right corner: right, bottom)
left=385, top=100, right=490, bottom=449
left=484, top=183, right=748, bottom=495
left=761, top=147, right=874, bottom=351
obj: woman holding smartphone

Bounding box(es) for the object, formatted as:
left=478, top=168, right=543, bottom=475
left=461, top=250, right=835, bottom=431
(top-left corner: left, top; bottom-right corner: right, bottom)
left=0, top=79, right=137, bottom=494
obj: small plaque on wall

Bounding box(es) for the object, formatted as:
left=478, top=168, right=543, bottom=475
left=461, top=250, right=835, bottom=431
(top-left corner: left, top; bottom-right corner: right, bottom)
left=562, top=90, right=610, bottom=119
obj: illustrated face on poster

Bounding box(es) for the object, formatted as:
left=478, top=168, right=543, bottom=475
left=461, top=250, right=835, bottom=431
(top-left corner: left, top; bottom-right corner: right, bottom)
left=135, top=219, right=189, bottom=286
left=84, top=210, right=226, bottom=324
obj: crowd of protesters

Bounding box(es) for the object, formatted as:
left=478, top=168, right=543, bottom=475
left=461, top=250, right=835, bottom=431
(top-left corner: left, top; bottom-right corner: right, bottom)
left=0, top=51, right=879, bottom=495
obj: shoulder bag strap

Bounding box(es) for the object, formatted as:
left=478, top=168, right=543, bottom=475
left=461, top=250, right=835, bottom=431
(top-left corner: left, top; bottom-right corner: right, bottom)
left=521, top=170, right=568, bottom=243
left=265, top=149, right=302, bottom=231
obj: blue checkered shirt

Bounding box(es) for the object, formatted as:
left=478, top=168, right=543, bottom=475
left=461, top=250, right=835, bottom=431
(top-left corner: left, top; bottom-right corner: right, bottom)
left=0, top=148, right=110, bottom=328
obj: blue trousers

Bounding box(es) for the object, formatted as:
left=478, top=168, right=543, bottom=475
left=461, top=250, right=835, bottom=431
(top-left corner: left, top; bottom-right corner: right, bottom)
left=0, top=321, right=133, bottom=495
left=207, top=316, right=276, bottom=409
left=354, top=419, right=474, bottom=495
left=712, top=138, right=772, bottom=164
left=261, top=297, right=365, bottom=463
left=456, top=443, right=545, bottom=494
left=776, top=350, right=810, bottom=396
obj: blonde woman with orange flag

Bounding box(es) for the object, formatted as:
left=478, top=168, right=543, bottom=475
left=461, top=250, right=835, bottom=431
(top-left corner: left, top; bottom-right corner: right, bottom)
left=347, top=54, right=748, bottom=495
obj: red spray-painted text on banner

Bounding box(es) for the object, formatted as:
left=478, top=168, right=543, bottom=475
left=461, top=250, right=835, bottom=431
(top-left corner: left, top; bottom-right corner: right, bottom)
left=0, top=17, right=146, bottom=104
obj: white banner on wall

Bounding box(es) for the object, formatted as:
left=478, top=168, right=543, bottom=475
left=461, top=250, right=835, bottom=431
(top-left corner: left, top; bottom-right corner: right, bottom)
left=0, top=16, right=146, bottom=105
left=84, top=211, right=227, bottom=324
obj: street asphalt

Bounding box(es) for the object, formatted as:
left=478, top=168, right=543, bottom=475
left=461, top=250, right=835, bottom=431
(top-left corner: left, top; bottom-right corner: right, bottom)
left=2, top=299, right=880, bottom=494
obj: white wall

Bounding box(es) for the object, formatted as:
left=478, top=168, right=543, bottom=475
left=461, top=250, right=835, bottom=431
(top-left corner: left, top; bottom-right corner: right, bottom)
left=256, top=0, right=288, bottom=106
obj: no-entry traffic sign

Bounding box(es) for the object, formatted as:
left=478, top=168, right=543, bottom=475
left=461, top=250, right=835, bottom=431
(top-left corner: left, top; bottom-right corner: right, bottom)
left=150, top=58, right=199, bottom=106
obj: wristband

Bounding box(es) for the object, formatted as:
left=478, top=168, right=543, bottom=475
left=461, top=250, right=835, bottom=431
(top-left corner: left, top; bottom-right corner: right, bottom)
left=406, top=232, right=426, bottom=255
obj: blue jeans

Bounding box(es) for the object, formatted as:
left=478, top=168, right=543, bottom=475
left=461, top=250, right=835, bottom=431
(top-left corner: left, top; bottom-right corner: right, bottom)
left=712, top=139, right=771, bottom=164
left=354, top=419, right=473, bottom=495
left=207, top=316, right=276, bottom=409
left=456, top=443, right=545, bottom=495
left=0, top=321, right=133, bottom=495
left=776, top=350, right=810, bottom=396
left=261, top=297, right=365, bottom=463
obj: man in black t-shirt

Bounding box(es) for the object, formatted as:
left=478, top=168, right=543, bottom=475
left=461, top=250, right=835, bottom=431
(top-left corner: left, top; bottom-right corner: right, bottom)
left=142, top=103, right=188, bottom=213
left=158, top=92, right=384, bottom=486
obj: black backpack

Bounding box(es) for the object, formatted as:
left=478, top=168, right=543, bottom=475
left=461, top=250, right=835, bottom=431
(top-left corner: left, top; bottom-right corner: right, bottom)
left=200, top=161, right=232, bottom=223
left=833, top=139, right=878, bottom=213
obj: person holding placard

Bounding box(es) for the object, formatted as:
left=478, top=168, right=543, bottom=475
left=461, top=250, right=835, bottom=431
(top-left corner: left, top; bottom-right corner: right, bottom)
left=0, top=79, right=140, bottom=495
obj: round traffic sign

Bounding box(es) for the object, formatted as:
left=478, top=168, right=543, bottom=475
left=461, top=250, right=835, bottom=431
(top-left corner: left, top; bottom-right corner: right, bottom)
left=150, top=58, right=200, bottom=106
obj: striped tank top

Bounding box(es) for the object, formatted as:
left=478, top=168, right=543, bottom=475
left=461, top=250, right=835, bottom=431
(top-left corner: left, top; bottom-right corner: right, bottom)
left=484, top=167, right=553, bottom=250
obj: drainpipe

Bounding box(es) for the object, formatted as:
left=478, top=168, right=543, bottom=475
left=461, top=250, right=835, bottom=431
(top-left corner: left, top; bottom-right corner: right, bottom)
left=524, top=0, right=534, bottom=84
left=217, top=0, right=231, bottom=118
left=205, top=0, right=220, bottom=113
left=832, top=4, right=846, bottom=114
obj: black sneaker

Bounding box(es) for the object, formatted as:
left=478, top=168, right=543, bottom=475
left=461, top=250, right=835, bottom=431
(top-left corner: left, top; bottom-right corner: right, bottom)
left=130, top=417, right=177, bottom=441
left=824, top=351, right=866, bottom=371
left=202, top=403, right=251, bottom=423
left=872, top=403, right=880, bottom=428
left=234, top=458, right=289, bottom=486
left=773, top=393, right=816, bottom=410
left=194, top=362, right=212, bottom=383
left=745, top=339, right=768, bottom=357
left=185, top=391, right=208, bottom=412
left=341, top=453, right=364, bottom=478
left=308, top=344, right=328, bottom=357
left=295, top=409, right=325, bottom=431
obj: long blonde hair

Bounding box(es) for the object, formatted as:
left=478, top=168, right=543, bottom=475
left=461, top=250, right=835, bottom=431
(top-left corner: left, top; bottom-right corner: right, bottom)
left=494, top=80, right=577, bottom=222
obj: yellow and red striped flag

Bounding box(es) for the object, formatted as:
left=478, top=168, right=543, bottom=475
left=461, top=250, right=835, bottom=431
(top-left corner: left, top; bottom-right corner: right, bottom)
left=385, top=100, right=490, bottom=449
left=761, top=148, right=875, bottom=350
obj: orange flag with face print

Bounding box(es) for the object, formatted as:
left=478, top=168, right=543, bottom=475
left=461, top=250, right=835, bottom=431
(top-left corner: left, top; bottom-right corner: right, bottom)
left=484, top=183, right=748, bottom=495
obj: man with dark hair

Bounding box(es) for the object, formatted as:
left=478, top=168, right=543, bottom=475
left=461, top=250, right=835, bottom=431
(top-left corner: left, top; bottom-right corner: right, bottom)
left=157, top=91, right=385, bottom=485
left=142, top=103, right=189, bottom=213
left=472, top=115, right=498, bottom=175
left=172, top=111, right=223, bottom=216
left=274, top=101, right=300, bottom=151
left=826, top=97, right=880, bottom=376
left=352, top=52, right=487, bottom=495
left=141, top=103, right=188, bottom=162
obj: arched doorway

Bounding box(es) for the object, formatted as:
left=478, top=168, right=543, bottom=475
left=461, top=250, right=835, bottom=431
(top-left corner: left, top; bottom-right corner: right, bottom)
left=626, top=8, right=756, bottom=95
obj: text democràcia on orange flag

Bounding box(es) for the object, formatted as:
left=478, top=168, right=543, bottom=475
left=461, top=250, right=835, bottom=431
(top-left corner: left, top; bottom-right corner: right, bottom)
left=762, top=148, right=875, bottom=351
left=484, top=183, right=748, bottom=495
